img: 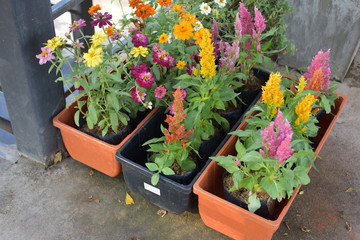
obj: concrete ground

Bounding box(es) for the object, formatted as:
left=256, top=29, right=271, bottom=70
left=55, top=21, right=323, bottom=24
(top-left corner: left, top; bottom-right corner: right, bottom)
left=1, top=2, right=359, bottom=240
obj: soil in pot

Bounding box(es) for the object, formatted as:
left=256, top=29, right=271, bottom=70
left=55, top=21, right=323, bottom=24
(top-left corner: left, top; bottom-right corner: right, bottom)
left=223, top=172, right=276, bottom=220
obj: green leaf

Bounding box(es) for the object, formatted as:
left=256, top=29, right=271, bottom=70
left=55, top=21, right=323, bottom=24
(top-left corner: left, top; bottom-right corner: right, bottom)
left=151, top=65, right=161, bottom=81
left=162, top=167, right=175, bottom=175
left=248, top=192, right=261, bottom=212
left=294, top=166, right=311, bottom=185
left=180, top=159, right=196, bottom=171
left=211, top=156, right=239, bottom=174
left=235, top=140, right=246, bottom=158
left=232, top=171, right=244, bottom=190
left=88, top=103, right=98, bottom=124
left=320, top=94, right=331, bottom=113
left=146, top=162, right=159, bottom=172
left=151, top=173, right=160, bottom=186
left=230, top=129, right=253, bottom=138
left=74, top=110, right=80, bottom=127
left=109, top=112, right=119, bottom=133
left=111, top=93, right=120, bottom=112
left=260, top=177, right=282, bottom=200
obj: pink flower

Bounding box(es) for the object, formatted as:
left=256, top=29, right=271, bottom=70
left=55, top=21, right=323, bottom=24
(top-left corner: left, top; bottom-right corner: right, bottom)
left=239, top=3, right=253, bottom=35
left=235, top=158, right=240, bottom=166
left=36, top=47, right=55, bottom=65
left=69, top=19, right=86, bottom=33
left=91, top=12, right=112, bottom=28
left=254, top=7, right=266, bottom=33
left=180, top=89, right=187, bottom=100
left=211, top=19, right=219, bottom=43
left=155, top=86, right=167, bottom=98
left=276, top=134, right=294, bottom=162
left=132, top=32, right=149, bottom=47
left=304, top=49, right=331, bottom=91
left=131, top=63, right=150, bottom=79
left=130, top=87, right=146, bottom=103
left=234, top=12, right=242, bottom=41
left=218, top=41, right=240, bottom=74
left=136, top=71, right=154, bottom=88
left=152, top=49, right=175, bottom=69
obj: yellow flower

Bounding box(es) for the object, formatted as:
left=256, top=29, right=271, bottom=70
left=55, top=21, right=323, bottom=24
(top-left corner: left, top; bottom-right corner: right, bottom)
left=295, top=94, right=317, bottom=126
left=173, top=19, right=194, bottom=41
left=91, top=31, right=107, bottom=47
left=176, top=60, right=186, bottom=69
left=130, top=46, right=149, bottom=57
left=171, top=4, right=184, bottom=12
left=192, top=68, right=199, bottom=77
left=198, top=28, right=216, bottom=79
left=159, top=33, right=169, bottom=43
left=261, top=72, right=285, bottom=116
left=105, top=26, right=114, bottom=37
left=45, top=36, right=65, bottom=51
left=83, top=47, right=103, bottom=67
left=297, top=75, right=307, bottom=93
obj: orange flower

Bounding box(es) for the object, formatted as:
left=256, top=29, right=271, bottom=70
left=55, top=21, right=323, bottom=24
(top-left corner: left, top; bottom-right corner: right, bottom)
left=304, top=68, right=324, bottom=92
left=105, top=26, right=114, bottom=37
left=179, top=12, right=198, bottom=25
left=173, top=20, right=194, bottom=40
left=88, top=4, right=101, bottom=15
left=135, top=4, right=157, bottom=19
left=171, top=4, right=185, bottom=12
left=157, top=0, right=172, bottom=7
left=193, top=30, right=204, bottom=44
left=159, top=33, right=169, bottom=43
left=176, top=60, right=186, bottom=69
left=129, top=0, right=143, bottom=8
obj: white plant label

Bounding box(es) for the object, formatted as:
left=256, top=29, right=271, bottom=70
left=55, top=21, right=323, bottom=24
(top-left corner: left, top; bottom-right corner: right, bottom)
left=144, top=182, right=161, bottom=196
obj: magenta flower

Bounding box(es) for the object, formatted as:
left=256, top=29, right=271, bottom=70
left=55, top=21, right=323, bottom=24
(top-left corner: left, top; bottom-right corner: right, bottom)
left=154, top=86, right=167, bottom=98
left=186, top=64, right=196, bottom=75
left=254, top=7, right=266, bottom=33
left=304, top=49, right=331, bottom=91
left=91, top=12, right=112, bottom=28
left=235, top=158, right=240, bottom=166
left=110, top=31, right=122, bottom=41
left=180, top=89, right=187, bottom=100
left=69, top=19, right=86, bottom=33
left=131, top=63, right=150, bottom=79
left=130, top=87, right=146, bottom=103
left=132, top=32, right=149, bottom=47
left=260, top=110, right=294, bottom=162
left=211, top=19, right=219, bottom=43
left=36, top=47, right=55, bottom=65
left=136, top=71, right=155, bottom=88
left=218, top=41, right=240, bottom=74
left=239, top=3, right=253, bottom=35
left=152, top=49, right=175, bottom=69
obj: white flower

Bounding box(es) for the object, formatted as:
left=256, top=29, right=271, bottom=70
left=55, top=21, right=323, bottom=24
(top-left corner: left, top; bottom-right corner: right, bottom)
left=193, top=21, right=204, bottom=32
left=200, top=3, right=211, bottom=15
left=144, top=101, right=153, bottom=109
left=215, top=0, right=227, bottom=8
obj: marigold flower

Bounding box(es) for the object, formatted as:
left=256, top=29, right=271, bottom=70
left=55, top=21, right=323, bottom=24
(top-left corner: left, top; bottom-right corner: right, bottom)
left=159, top=33, right=169, bottom=43
left=90, top=31, right=107, bottom=47
left=176, top=60, right=186, bottom=69
left=171, top=4, right=185, bottom=12
left=200, top=3, right=211, bottom=15
left=129, top=0, right=143, bottom=8
left=83, top=47, right=103, bottom=67
left=45, top=36, right=65, bottom=51
left=155, top=86, right=167, bottom=98
left=157, top=0, right=172, bottom=7
left=198, top=28, right=216, bottom=79
left=295, top=94, right=317, bottom=126
left=130, top=46, right=149, bottom=57
left=173, top=20, right=194, bottom=41
left=261, top=72, right=285, bottom=116
left=88, top=4, right=101, bottom=15
left=36, top=47, right=55, bottom=65
left=105, top=26, right=114, bottom=37
left=135, top=4, right=156, bottom=19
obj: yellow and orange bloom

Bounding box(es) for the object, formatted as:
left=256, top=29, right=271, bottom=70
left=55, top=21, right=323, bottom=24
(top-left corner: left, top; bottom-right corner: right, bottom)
left=171, top=4, right=185, bottom=12
left=198, top=28, right=216, bottom=79
left=297, top=75, right=307, bottom=93
left=173, top=20, right=194, bottom=40
left=176, top=60, right=186, bottom=69
left=105, top=26, right=114, bottom=37
left=135, top=4, right=156, bottom=19
left=156, top=0, right=172, bottom=7
left=83, top=47, right=103, bottom=67
left=295, top=94, right=317, bottom=126
left=261, top=72, right=285, bottom=116
left=88, top=4, right=101, bottom=15
left=193, top=30, right=204, bottom=44
left=159, top=33, right=169, bottom=43
left=45, top=36, right=65, bottom=51
left=129, top=0, right=143, bottom=8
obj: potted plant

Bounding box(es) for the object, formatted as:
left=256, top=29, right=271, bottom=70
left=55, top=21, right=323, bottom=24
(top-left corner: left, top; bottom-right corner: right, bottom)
left=37, top=4, right=159, bottom=177
left=193, top=50, right=347, bottom=240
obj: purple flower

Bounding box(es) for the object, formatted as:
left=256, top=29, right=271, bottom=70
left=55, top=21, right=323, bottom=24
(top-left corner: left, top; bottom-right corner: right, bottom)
left=218, top=41, right=240, bottom=74
left=180, top=89, right=187, bottom=100
left=130, top=87, right=146, bottom=103
left=132, top=32, right=149, bottom=47
left=91, top=12, right=112, bottom=28
left=154, top=86, right=167, bottom=98
left=131, top=63, right=150, bottom=79
left=36, top=47, right=55, bottom=65
left=304, top=49, right=331, bottom=91
left=152, top=49, right=175, bottom=69
left=254, top=7, right=266, bottom=33
left=69, top=19, right=86, bottom=33
left=186, top=64, right=196, bottom=75
left=110, top=31, right=123, bottom=41
left=211, top=19, right=219, bottom=43
left=136, top=71, right=154, bottom=88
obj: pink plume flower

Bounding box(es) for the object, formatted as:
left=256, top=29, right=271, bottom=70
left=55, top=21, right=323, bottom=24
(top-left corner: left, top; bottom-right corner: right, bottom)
left=234, top=12, right=242, bottom=42
left=276, top=134, right=294, bottom=162
left=304, top=49, right=331, bottom=91
left=254, top=7, right=266, bottom=33
left=239, top=3, right=253, bottom=35
left=218, top=41, right=240, bottom=74
left=211, top=18, right=219, bottom=43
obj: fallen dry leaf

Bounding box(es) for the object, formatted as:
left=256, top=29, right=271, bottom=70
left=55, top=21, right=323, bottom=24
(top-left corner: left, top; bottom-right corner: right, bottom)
left=345, top=221, right=352, bottom=232
left=296, top=212, right=301, bottom=217
left=54, top=152, right=62, bottom=164
left=283, top=233, right=288, bottom=236
left=345, top=187, right=353, bottom=193
left=125, top=192, right=135, bottom=205
left=87, top=199, right=100, bottom=203
left=157, top=209, right=167, bottom=217
left=89, top=170, right=94, bottom=176
left=300, top=226, right=311, bottom=233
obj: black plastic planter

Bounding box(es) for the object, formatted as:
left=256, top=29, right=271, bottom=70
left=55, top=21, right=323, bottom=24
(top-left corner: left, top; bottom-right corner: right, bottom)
left=116, top=68, right=270, bottom=214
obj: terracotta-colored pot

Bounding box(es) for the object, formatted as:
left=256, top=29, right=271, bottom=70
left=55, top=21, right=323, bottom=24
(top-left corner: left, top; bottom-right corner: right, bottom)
left=193, top=93, right=347, bottom=240
left=53, top=99, right=158, bottom=177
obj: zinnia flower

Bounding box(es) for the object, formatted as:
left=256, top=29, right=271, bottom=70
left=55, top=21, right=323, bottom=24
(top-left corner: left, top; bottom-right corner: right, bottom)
left=130, top=87, right=146, bottom=103
left=131, top=62, right=150, bottom=79
left=45, top=36, right=65, bottom=51
left=156, top=0, right=172, bottom=7
left=136, top=71, right=155, bottom=88
left=199, top=3, right=211, bottom=15
left=130, top=46, right=149, bottom=57
left=71, top=40, right=84, bottom=49
left=173, top=20, right=194, bottom=40
left=88, top=4, right=101, bottom=15
left=215, top=0, right=226, bottom=8
left=135, top=4, right=156, bottom=19
left=171, top=4, right=185, bottom=12
left=132, top=32, right=149, bottom=47
left=295, top=94, right=317, bottom=126
left=91, top=12, right=112, bottom=28
left=105, top=26, right=114, bottom=37
left=176, top=60, right=186, bottom=69
left=154, top=86, right=167, bottom=98
left=159, top=33, right=169, bottom=43
left=129, top=0, right=143, bottom=8
left=69, top=19, right=86, bottom=33
left=90, top=31, right=107, bottom=47
left=36, top=47, right=55, bottom=65
left=83, top=47, right=103, bottom=67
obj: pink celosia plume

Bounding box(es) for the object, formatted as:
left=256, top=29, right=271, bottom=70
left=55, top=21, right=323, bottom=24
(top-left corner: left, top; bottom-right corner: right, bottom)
left=304, top=49, right=331, bottom=91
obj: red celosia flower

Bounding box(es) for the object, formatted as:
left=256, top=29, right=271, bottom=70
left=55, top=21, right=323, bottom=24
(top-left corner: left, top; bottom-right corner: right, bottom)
left=135, top=4, right=156, bottom=19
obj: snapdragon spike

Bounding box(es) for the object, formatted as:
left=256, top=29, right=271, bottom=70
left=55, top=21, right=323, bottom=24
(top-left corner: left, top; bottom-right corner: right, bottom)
left=304, top=49, right=331, bottom=91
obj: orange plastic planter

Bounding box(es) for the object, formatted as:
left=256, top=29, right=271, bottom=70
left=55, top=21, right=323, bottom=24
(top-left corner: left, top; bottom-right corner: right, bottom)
left=193, top=93, right=347, bottom=240
left=53, top=99, right=158, bottom=177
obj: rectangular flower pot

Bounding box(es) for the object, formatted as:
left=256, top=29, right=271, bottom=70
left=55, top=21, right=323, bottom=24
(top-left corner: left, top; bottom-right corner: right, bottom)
left=53, top=99, right=159, bottom=177
left=193, top=93, right=347, bottom=240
